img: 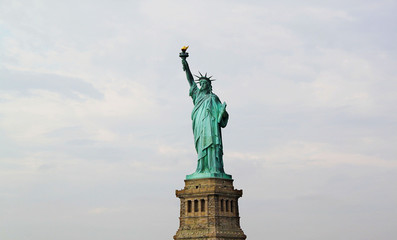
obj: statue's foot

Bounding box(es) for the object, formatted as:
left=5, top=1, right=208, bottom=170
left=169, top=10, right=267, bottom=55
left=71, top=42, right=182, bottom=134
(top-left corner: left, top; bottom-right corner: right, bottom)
left=186, top=172, right=232, bottom=180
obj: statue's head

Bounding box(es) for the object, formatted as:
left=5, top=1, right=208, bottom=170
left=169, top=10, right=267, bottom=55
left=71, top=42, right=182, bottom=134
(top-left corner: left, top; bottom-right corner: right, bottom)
left=195, top=72, right=214, bottom=93
left=199, top=79, right=212, bottom=93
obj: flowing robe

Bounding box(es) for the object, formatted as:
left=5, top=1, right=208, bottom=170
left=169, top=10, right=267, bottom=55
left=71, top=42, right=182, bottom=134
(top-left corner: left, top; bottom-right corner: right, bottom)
left=189, top=84, right=229, bottom=174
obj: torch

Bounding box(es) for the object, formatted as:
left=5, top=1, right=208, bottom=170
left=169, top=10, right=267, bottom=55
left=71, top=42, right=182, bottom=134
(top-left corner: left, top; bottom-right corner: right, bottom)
left=179, top=46, right=189, bottom=59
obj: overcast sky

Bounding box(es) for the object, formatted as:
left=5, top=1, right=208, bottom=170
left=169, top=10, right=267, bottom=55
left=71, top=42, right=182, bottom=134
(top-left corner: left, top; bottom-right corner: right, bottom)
left=1, top=0, right=396, bottom=239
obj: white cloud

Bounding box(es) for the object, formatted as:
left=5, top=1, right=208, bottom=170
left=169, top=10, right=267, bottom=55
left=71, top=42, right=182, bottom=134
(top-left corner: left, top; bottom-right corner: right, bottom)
left=227, top=141, right=397, bottom=169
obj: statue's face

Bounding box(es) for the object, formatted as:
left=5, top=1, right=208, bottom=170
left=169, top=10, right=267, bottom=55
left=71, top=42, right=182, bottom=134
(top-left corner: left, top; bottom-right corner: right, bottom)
left=199, top=80, right=211, bottom=92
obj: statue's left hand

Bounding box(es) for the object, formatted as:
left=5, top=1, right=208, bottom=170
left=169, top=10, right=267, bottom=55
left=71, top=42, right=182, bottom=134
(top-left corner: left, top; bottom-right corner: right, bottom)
left=221, top=102, right=227, bottom=115
left=218, top=102, right=228, bottom=124
left=222, top=102, right=227, bottom=109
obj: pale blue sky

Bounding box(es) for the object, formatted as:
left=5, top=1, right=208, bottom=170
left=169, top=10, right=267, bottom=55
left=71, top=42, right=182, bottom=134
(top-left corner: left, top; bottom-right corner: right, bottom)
left=1, top=0, right=396, bottom=239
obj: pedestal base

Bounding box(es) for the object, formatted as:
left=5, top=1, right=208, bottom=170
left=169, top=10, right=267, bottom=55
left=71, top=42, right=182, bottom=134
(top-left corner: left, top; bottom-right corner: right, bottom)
left=174, top=178, right=246, bottom=240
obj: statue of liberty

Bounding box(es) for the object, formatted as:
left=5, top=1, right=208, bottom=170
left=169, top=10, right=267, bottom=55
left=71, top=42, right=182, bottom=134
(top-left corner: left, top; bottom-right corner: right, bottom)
left=180, top=46, right=232, bottom=180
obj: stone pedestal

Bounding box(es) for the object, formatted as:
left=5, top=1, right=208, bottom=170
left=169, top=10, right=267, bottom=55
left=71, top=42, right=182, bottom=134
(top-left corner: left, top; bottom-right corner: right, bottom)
left=174, top=178, right=246, bottom=240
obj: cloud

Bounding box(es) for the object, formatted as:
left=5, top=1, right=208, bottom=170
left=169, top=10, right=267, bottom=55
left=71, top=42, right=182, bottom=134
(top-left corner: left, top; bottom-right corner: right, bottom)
left=0, top=68, right=103, bottom=99
left=227, top=141, right=397, bottom=169
left=0, top=0, right=396, bottom=240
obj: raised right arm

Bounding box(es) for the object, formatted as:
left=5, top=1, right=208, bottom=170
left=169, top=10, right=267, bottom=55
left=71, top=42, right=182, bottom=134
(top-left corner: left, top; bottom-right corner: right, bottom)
left=181, top=58, right=194, bottom=87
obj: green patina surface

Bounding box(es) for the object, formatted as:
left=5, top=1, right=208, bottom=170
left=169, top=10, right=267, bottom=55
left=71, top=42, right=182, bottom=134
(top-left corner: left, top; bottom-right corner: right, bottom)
left=180, top=48, right=232, bottom=180
left=186, top=172, right=232, bottom=180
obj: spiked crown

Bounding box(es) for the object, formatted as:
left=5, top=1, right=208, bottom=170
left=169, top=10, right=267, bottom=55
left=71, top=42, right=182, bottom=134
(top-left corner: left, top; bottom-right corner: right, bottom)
left=194, top=72, right=216, bottom=82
